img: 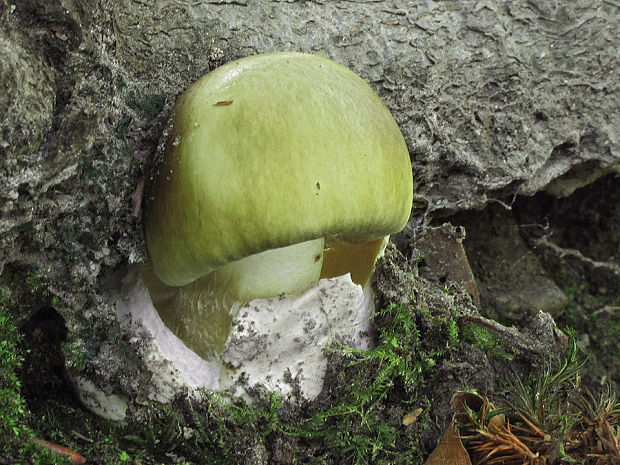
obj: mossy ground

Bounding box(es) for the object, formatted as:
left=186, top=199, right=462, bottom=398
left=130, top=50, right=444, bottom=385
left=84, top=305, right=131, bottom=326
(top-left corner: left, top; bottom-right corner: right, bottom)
left=0, top=297, right=69, bottom=465
left=1, top=243, right=616, bottom=464
left=0, top=291, right=477, bottom=465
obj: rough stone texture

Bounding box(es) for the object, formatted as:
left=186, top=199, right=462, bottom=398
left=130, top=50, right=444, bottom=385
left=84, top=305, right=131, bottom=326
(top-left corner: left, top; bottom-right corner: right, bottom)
left=415, top=224, right=481, bottom=308
left=0, top=0, right=618, bottom=414
left=108, top=0, right=620, bottom=216
left=513, top=175, right=620, bottom=389
left=452, top=204, right=569, bottom=323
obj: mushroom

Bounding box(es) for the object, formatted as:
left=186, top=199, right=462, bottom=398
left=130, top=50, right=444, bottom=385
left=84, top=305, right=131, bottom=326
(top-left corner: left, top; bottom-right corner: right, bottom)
left=142, top=52, right=413, bottom=362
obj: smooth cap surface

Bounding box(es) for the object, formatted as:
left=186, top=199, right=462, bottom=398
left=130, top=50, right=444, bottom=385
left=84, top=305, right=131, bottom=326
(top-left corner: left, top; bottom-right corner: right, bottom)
left=146, top=52, right=413, bottom=287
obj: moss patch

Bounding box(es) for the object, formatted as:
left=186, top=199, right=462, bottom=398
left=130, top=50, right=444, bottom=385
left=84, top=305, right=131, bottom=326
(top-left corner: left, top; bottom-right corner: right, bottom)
left=1, top=299, right=467, bottom=464
left=0, top=296, right=70, bottom=464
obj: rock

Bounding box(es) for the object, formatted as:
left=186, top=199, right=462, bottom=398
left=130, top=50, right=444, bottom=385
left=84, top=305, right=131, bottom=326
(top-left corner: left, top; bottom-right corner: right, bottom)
left=451, top=204, right=568, bottom=323
left=415, top=224, right=481, bottom=309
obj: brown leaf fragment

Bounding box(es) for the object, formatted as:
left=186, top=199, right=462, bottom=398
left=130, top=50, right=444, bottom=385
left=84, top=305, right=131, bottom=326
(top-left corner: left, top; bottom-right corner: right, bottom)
left=487, top=411, right=506, bottom=433
left=403, top=408, right=423, bottom=426
left=451, top=391, right=485, bottom=415
left=415, top=225, right=481, bottom=307
left=451, top=391, right=506, bottom=432
left=213, top=100, right=233, bottom=106
left=424, top=422, right=472, bottom=465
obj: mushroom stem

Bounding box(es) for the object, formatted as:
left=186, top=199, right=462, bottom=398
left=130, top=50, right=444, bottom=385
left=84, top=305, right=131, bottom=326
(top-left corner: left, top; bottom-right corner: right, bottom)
left=142, top=238, right=324, bottom=358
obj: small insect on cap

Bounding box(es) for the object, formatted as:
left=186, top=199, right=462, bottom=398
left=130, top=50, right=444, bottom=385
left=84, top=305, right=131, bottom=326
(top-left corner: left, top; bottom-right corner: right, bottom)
left=145, top=52, right=413, bottom=290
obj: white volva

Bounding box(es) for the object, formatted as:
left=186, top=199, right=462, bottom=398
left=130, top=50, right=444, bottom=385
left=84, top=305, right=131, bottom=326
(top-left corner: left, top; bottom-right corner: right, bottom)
left=114, top=266, right=374, bottom=403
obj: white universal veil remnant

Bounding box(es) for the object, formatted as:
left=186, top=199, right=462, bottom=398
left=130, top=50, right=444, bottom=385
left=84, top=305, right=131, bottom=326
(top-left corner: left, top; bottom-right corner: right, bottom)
left=116, top=52, right=413, bottom=406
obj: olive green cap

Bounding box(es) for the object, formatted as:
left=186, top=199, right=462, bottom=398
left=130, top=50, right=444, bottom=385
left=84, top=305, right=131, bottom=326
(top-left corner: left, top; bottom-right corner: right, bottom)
left=145, top=52, right=413, bottom=287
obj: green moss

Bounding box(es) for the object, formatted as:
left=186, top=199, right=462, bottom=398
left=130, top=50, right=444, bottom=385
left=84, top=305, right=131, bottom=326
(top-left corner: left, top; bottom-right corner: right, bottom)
left=115, top=91, right=166, bottom=140
left=125, top=91, right=166, bottom=126
left=0, top=300, right=464, bottom=464
left=273, top=302, right=461, bottom=464
left=557, top=283, right=620, bottom=389
left=0, top=297, right=27, bottom=443
left=462, top=325, right=518, bottom=361
left=0, top=265, right=59, bottom=314
left=114, top=114, right=133, bottom=139
left=0, top=295, right=69, bottom=464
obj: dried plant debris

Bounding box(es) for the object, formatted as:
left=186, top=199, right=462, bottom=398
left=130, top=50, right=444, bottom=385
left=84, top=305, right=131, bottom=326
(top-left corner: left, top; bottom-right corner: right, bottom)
left=424, top=422, right=472, bottom=465
left=428, top=336, right=620, bottom=465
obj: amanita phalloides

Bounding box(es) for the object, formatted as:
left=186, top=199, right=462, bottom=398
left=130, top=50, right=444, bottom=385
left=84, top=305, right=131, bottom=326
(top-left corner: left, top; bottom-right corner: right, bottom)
left=112, top=52, right=413, bottom=409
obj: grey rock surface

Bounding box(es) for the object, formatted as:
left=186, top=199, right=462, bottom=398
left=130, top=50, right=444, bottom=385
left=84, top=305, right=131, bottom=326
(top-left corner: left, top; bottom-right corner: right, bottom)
left=1, top=0, right=618, bottom=401
left=452, top=204, right=568, bottom=323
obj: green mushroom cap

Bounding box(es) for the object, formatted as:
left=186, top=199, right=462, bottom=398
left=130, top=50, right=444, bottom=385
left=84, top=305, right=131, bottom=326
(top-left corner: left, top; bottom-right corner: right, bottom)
left=145, top=52, right=413, bottom=290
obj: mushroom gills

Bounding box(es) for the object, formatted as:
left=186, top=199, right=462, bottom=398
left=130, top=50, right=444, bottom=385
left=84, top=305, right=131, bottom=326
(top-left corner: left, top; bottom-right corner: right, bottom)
left=321, top=236, right=388, bottom=287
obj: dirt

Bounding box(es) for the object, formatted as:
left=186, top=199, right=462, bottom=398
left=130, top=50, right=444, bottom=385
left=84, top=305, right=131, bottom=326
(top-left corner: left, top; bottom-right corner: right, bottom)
left=447, top=173, right=620, bottom=391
